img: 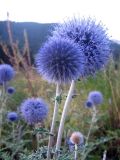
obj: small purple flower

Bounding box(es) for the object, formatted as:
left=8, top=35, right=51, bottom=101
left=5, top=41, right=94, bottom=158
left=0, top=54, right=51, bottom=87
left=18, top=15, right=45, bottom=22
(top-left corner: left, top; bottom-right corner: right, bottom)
left=88, top=91, right=103, bottom=106
left=20, top=98, right=49, bottom=125
left=0, top=64, right=15, bottom=84
left=7, top=87, right=15, bottom=95
left=35, top=37, right=84, bottom=84
left=52, top=17, right=110, bottom=76
left=85, top=100, right=93, bottom=108
left=7, top=112, right=18, bottom=122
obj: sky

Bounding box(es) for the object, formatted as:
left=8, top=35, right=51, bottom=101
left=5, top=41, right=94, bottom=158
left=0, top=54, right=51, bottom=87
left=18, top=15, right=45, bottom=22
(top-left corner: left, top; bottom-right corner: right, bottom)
left=0, top=0, right=120, bottom=40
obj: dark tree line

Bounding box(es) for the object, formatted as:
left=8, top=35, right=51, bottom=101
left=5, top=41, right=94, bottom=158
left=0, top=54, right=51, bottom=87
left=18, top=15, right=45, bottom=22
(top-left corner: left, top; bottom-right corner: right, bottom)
left=0, top=21, right=120, bottom=64
left=0, top=21, right=56, bottom=64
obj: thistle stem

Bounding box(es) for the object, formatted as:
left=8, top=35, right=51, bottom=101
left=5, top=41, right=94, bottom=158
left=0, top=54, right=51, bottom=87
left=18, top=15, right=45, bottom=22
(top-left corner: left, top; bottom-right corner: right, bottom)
left=12, top=123, right=15, bottom=142
left=86, top=105, right=97, bottom=146
left=102, top=150, right=107, bottom=160
left=35, top=124, right=40, bottom=150
left=55, top=80, right=75, bottom=154
left=74, top=144, right=78, bottom=160
left=0, top=82, right=7, bottom=138
left=81, top=105, right=97, bottom=160
left=47, top=83, right=60, bottom=160
left=0, top=108, right=3, bottom=138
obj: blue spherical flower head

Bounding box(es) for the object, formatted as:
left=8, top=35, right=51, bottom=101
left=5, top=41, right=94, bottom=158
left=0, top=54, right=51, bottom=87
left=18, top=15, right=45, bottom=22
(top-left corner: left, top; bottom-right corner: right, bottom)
left=7, top=112, right=18, bottom=122
left=0, top=64, right=15, bottom=84
left=35, top=37, right=84, bottom=84
left=88, top=91, right=103, bottom=106
left=85, top=100, right=94, bottom=108
left=52, top=17, right=110, bottom=76
left=7, top=86, right=15, bottom=95
left=20, top=98, right=49, bottom=125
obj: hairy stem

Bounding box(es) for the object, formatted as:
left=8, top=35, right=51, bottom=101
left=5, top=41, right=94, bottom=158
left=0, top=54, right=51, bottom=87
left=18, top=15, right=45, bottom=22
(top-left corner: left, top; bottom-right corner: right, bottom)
left=55, top=80, right=75, bottom=155
left=74, top=144, right=78, bottom=160
left=102, top=150, right=107, bottom=160
left=0, top=83, right=7, bottom=138
left=47, top=84, right=60, bottom=160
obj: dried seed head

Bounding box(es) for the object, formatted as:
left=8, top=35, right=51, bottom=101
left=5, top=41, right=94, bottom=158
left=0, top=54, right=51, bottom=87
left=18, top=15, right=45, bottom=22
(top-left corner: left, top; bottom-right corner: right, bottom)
left=70, top=131, right=84, bottom=145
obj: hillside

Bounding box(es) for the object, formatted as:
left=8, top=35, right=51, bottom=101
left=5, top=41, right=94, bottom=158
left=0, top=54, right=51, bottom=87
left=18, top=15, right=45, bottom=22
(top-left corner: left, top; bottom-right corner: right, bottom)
left=0, top=21, right=120, bottom=62
left=0, top=21, right=56, bottom=57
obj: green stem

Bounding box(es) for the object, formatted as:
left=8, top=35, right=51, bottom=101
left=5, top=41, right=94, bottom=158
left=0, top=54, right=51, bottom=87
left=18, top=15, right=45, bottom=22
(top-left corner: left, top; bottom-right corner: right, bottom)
left=81, top=105, right=97, bottom=160
left=12, top=123, right=15, bottom=142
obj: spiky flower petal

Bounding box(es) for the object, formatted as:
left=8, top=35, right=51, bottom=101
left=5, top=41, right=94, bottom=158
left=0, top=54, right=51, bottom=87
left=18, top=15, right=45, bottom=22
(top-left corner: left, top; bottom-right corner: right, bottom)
left=35, top=38, right=84, bottom=84
left=0, top=64, right=15, bottom=83
left=20, top=98, right=48, bottom=125
left=52, top=17, right=110, bottom=75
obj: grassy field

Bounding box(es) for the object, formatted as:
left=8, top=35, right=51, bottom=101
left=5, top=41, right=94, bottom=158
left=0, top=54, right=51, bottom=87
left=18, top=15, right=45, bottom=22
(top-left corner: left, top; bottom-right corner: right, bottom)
left=0, top=59, right=120, bottom=160
left=0, top=19, right=120, bottom=159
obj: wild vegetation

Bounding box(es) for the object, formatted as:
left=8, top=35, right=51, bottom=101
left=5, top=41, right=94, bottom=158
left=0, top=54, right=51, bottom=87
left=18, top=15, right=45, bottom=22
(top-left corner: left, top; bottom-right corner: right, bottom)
left=0, top=18, right=120, bottom=160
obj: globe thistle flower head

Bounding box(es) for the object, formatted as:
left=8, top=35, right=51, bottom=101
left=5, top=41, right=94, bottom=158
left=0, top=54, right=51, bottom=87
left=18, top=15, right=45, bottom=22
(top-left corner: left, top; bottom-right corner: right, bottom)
left=67, top=131, right=84, bottom=152
left=88, top=91, right=103, bottom=106
left=35, top=37, right=84, bottom=84
left=52, top=17, right=110, bottom=76
left=7, top=112, right=18, bottom=122
left=85, top=100, right=94, bottom=108
left=7, top=86, right=15, bottom=95
left=0, top=64, right=15, bottom=83
left=70, top=131, right=84, bottom=145
left=20, top=98, right=49, bottom=125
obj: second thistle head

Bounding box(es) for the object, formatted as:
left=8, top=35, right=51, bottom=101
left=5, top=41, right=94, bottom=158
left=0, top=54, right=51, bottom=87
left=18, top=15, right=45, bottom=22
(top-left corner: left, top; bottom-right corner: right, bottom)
left=7, top=86, right=16, bottom=95
left=52, top=17, right=110, bottom=76
left=68, top=131, right=84, bottom=151
left=7, top=112, right=18, bottom=122
left=86, top=91, right=103, bottom=107
left=0, top=64, right=15, bottom=84
left=70, top=131, right=84, bottom=145
left=85, top=100, right=94, bottom=108
left=35, top=37, right=84, bottom=84
left=20, top=98, right=49, bottom=125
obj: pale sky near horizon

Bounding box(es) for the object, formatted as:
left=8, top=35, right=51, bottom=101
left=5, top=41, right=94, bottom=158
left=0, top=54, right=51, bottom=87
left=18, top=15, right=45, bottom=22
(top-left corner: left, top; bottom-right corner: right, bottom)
left=0, top=0, right=120, bottom=40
